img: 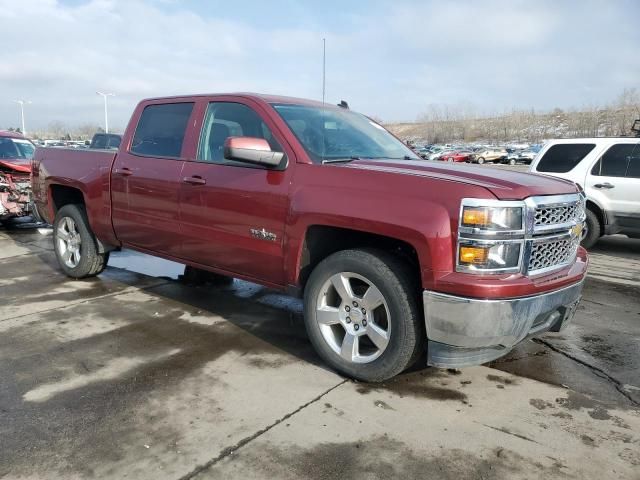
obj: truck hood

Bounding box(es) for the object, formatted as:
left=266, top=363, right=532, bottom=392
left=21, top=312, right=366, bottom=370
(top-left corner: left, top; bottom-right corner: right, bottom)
left=343, top=159, right=577, bottom=200
left=0, top=159, right=31, bottom=174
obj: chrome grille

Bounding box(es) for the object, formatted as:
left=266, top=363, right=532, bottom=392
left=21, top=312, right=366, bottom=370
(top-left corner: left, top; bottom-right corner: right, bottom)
left=528, top=237, right=579, bottom=272
left=534, top=202, right=583, bottom=227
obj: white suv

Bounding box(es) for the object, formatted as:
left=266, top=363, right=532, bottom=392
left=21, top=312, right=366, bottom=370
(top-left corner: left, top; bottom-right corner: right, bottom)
left=530, top=138, right=640, bottom=248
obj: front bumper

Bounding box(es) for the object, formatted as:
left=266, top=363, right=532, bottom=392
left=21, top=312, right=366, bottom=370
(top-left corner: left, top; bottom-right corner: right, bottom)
left=423, top=280, right=584, bottom=368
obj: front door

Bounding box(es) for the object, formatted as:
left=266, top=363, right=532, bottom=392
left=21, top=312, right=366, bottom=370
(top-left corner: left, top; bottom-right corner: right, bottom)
left=178, top=100, right=293, bottom=286
left=111, top=101, right=195, bottom=256
left=585, top=141, right=640, bottom=233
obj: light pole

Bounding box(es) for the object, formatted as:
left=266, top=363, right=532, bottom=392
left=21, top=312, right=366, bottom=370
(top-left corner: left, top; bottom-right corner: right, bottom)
left=13, top=100, right=31, bottom=136
left=96, top=91, right=115, bottom=133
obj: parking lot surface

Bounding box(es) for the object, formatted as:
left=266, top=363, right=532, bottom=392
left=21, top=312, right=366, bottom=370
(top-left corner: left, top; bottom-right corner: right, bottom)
left=1, top=227, right=639, bottom=479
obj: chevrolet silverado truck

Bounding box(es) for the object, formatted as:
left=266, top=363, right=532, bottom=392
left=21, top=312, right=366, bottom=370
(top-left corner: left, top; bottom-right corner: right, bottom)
left=32, top=94, right=588, bottom=381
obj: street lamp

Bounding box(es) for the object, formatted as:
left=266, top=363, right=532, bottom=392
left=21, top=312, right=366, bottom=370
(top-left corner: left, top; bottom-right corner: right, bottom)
left=96, top=91, right=115, bottom=133
left=13, top=100, right=31, bottom=136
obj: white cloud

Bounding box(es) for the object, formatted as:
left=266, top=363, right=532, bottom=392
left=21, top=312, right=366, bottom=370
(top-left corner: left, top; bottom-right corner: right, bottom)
left=0, top=0, right=638, bottom=132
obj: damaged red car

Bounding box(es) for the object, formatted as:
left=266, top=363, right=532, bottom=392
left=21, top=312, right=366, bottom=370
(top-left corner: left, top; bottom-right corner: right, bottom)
left=0, top=130, right=36, bottom=223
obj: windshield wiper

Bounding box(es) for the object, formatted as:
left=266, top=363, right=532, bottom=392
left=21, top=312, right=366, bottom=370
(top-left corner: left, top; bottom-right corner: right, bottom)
left=322, top=157, right=360, bottom=164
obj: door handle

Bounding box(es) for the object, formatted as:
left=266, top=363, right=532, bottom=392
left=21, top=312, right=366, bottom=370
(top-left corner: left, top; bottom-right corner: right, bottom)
left=593, top=182, right=615, bottom=189
left=114, top=167, right=133, bottom=176
left=182, top=176, right=207, bottom=185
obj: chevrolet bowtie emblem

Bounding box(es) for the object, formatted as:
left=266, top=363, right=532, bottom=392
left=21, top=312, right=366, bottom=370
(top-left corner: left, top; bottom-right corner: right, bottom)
left=250, top=228, right=277, bottom=242
left=571, top=224, right=583, bottom=238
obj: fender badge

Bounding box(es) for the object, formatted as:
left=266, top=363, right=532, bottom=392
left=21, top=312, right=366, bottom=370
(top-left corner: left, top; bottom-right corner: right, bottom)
left=250, top=228, right=277, bottom=242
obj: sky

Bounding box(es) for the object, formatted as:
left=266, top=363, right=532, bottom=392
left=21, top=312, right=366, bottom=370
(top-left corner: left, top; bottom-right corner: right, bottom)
left=1, top=0, right=639, bottom=132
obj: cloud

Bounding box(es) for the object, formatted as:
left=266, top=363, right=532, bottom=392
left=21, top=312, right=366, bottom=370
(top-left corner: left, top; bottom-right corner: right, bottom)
left=0, top=0, right=638, bottom=132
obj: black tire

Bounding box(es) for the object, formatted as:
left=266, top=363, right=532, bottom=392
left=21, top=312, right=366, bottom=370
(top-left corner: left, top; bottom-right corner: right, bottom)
left=509, top=159, right=516, bottom=165
left=53, top=204, right=109, bottom=278
left=477, top=157, right=485, bottom=164
left=581, top=208, right=601, bottom=249
left=181, top=266, right=234, bottom=286
left=303, top=248, right=423, bottom=382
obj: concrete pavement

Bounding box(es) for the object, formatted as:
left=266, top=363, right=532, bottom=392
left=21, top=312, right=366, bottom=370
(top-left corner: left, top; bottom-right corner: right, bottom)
left=1, top=228, right=639, bottom=479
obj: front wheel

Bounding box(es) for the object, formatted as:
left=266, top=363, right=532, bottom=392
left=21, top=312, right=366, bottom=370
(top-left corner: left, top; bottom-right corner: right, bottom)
left=581, top=208, right=601, bottom=249
left=303, top=249, right=423, bottom=382
left=53, top=204, right=109, bottom=278
left=509, top=158, right=516, bottom=165
left=477, top=157, right=485, bottom=164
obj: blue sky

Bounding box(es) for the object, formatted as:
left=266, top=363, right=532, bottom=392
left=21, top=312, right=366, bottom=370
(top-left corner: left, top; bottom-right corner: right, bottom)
left=2, top=0, right=639, bottom=132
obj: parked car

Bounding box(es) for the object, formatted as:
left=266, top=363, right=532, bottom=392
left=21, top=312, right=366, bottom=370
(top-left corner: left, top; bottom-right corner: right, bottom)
left=530, top=138, right=640, bottom=248
left=90, top=133, right=122, bottom=150
left=440, top=150, right=473, bottom=163
left=32, top=93, right=587, bottom=382
left=471, top=148, right=508, bottom=164
left=0, top=131, right=36, bottom=222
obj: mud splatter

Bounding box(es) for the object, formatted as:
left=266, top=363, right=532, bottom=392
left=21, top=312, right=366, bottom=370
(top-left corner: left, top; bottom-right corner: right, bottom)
left=487, top=374, right=517, bottom=386
left=530, top=399, right=554, bottom=411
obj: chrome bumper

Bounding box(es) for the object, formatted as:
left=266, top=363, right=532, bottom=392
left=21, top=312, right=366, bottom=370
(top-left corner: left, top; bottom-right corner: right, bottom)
left=423, top=281, right=584, bottom=368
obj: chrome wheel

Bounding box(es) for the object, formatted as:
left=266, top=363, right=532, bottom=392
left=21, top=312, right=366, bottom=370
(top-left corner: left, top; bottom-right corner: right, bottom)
left=315, top=272, right=391, bottom=364
left=56, top=216, right=82, bottom=268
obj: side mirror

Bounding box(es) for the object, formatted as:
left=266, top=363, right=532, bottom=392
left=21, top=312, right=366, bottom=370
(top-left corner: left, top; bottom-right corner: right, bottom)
left=223, top=137, right=284, bottom=167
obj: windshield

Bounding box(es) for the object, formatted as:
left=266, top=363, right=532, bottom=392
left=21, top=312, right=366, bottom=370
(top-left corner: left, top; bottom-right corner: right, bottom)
left=272, top=103, right=419, bottom=163
left=0, top=138, right=35, bottom=160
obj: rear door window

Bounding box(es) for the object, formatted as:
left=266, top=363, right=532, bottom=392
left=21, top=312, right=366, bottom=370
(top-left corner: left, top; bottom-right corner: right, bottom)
left=591, top=143, right=640, bottom=177
left=536, top=143, right=595, bottom=173
left=131, top=103, right=194, bottom=158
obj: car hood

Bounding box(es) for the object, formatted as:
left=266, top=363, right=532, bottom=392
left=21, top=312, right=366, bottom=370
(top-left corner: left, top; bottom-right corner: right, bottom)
left=342, top=159, right=577, bottom=200
left=0, top=159, right=31, bottom=173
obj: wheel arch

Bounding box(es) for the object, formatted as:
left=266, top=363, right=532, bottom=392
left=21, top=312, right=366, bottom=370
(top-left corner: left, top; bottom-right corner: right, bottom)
left=294, top=225, right=423, bottom=295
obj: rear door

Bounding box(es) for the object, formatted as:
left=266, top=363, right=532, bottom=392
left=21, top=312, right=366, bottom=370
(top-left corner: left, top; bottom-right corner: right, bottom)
left=111, top=101, right=195, bottom=257
left=178, top=99, right=293, bottom=286
left=586, top=141, right=640, bottom=233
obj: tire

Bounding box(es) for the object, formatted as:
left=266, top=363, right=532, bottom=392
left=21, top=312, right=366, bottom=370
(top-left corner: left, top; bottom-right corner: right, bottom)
left=447, top=157, right=454, bottom=162
left=581, top=208, right=601, bottom=249
left=477, top=157, right=485, bottom=164
left=303, top=248, right=423, bottom=382
left=53, top=204, right=109, bottom=278
left=181, top=266, right=234, bottom=286
left=509, top=159, right=516, bottom=165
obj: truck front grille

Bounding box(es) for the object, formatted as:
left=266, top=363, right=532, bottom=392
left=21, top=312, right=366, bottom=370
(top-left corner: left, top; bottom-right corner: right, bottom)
left=526, top=194, right=585, bottom=275
left=528, top=237, right=580, bottom=273
left=534, top=202, right=583, bottom=227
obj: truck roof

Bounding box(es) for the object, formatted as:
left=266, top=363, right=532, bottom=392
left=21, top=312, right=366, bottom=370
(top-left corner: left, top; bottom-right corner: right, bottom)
left=141, top=92, right=332, bottom=109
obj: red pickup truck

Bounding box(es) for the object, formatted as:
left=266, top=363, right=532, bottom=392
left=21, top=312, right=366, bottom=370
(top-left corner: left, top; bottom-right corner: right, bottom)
left=32, top=93, right=588, bottom=381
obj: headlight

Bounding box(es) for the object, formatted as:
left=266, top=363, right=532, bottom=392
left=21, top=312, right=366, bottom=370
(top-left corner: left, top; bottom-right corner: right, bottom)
left=457, top=198, right=526, bottom=274
left=461, top=205, right=523, bottom=232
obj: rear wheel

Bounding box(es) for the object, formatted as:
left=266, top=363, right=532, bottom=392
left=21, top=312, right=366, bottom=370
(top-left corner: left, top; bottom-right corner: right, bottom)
left=53, top=204, right=109, bottom=278
left=303, top=249, right=423, bottom=382
left=581, top=208, right=601, bottom=249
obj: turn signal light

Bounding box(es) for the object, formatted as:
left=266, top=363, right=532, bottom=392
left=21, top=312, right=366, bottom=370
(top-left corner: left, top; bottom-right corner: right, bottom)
left=459, top=246, right=489, bottom=265
left=462, top=208, right=489, bottom=227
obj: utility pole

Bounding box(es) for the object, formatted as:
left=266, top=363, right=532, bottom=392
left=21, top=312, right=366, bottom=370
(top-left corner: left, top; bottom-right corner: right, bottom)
left=96, top=91, right=115, bottom=133
left=322, top=38, right=326, bottom=105
left=13, top=100, right=31, bottom=136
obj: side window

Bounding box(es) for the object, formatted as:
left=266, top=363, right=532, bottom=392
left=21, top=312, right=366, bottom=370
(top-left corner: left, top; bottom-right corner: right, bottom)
left=536, top=144, right=595, bottom=173
left=91, top=135, right=106, bottom=149
left=197, top=102, right=283, bottom=165
left=131, top=103, right=194, bottom=158
left=624, top=143, right=640, bottom=179
left=591, top=144, right=636, bottom=177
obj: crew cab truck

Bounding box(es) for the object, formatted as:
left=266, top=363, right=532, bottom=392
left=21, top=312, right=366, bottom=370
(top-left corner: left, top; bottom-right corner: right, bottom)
left=32, top=94, right=588, bottom=382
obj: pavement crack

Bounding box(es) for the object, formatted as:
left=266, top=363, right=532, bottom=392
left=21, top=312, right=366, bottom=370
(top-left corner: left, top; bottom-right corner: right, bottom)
left=176, top=379, right=348, bottom=480
left=533, top=338, right=640, bottom=408
left=477, top=422, right=539, bottom=444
